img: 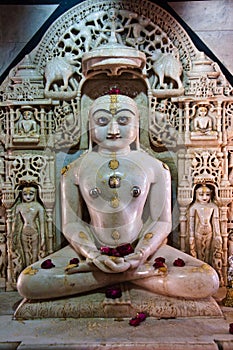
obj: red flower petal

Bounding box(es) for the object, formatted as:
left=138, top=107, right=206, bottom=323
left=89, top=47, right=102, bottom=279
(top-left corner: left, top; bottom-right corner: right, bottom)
left=173, top=258, right=185, bottom=267
left=154, top=257, right=166, bottom=263
left=229, top=323, right=233, bottom=334
left=137, top=312, right=147, bottom=322
left=129, top=317, right=141, bottom=327
left=116, top=243, right=134, bottom=257
left=105, top=286, right=122, bottom=299
left=41, top=259, right=55, bottom=269
left=153, top=260, right=165, bottom=269
left=100, top=246, right=112, bottom=255
left=109, top=88, right=121, bottom=95
left=111, top=248, right=121, bottom=257
left=100, top=244, right=134, bottom=257
left=69, top=258, right=79, bottom=265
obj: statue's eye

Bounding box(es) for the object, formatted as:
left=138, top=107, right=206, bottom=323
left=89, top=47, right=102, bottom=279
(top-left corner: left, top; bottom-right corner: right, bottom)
left=117, top=116, right=130, bottom=125
left=97, top=116, right=109, bottom=126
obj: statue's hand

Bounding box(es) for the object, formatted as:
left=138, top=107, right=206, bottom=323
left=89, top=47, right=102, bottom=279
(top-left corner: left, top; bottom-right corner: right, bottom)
left=124, top=251, right=143, bottom=269
left=93, top=255, right=130, bottom=273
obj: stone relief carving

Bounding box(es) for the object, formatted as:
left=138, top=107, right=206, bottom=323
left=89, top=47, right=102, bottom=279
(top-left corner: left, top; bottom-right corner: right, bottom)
left=188, top=184, right=224, bottom=285
left=44, top=53, right=80, bottom=93
left=0, top=0, right=232, bottom=297
left=12, top=185, right=46, bottom=270
left=149, top=49, right=183, bottom=90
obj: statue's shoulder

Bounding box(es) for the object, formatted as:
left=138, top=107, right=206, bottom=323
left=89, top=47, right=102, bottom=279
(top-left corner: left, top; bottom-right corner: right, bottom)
left=132, top=149, right=170, bottom=172
left=61, top=150, right=89, bottom=177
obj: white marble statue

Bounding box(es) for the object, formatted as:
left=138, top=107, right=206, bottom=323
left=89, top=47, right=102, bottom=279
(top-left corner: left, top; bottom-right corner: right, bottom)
left=13, top=186, right=45, bottom=267
left=16, top=110, right=38, bottom=136
left=17, top=94, right=219, bottom=300
left=189, top=185, right=222, bottom=265
left=193, top=106, right=213, bottom=134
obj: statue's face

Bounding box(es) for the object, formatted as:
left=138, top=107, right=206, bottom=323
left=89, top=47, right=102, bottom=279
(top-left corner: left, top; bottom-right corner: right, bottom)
left=22, top=187, right=36, bottom=202
left=89, top=95, right=138, bottom=151
left=197, top=107, right=207, bottom=117
left=196, top=186, right=211, bottom=203
left=23, top=111, right=33, bottom=120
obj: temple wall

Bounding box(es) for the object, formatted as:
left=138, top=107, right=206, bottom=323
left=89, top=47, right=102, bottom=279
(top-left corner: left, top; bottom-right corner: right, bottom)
left=0, top=1, right=233, bottom=80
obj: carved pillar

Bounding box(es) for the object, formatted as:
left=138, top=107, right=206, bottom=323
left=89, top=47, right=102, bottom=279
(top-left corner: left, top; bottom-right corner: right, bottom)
left=2, top=180, right=15, bottom=290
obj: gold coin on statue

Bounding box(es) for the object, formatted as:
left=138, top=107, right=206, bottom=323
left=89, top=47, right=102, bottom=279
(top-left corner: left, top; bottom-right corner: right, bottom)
left=108, top=159, right=119, bottom=170
left=79, top=231, right=88, bottom=240
left=144, top=232, right=153, bottom=240
left=110, top=197, right=120, bottom=208
left=112, top=230, right=120, bottom=240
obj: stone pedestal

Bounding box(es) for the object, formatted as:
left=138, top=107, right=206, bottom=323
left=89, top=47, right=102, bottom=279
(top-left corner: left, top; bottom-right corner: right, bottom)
left=14, top=282, right=223, bottom=320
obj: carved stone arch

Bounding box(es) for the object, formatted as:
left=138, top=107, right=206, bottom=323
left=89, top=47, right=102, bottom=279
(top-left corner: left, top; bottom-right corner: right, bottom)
left=33, top=0, right=196, bottom=74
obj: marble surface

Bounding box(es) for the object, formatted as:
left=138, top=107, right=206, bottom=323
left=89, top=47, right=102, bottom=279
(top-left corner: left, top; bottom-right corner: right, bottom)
left=169, top=0, right=233, bottom=75
left=1, top=292, right=233, bottom=350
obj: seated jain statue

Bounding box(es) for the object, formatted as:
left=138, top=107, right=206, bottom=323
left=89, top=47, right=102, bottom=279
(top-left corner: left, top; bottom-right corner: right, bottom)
left=17, top=94, right=219, bottom=300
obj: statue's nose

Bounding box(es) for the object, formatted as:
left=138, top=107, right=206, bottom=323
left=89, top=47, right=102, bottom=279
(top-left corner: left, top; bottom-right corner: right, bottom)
left=107, top=119, right=120, bottom=136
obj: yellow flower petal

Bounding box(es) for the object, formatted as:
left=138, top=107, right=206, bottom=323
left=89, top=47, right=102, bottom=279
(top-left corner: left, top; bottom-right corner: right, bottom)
left=65, top=263, right=79, bottom=272
left=23, top=266, right=38, bottom=275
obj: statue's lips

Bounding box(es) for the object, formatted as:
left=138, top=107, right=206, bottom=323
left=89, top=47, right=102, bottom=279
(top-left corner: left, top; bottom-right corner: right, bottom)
left=106, top=135, right=122, bottom=140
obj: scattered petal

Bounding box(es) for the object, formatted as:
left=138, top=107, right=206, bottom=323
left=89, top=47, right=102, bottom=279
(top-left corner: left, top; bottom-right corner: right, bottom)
left=101, top=244, right=134, bottom=257
left=105, top=286, right=122, bottom=299
left=173, top=258, right=185, bottom=267
left=109, top=88, right=121, bottom=95
left=41, top=259, right=55, bottom=269
left=69, top=258, right=80, bottom=265
left=153, top=260, right=165, bottom=269
left=137, top=312, right=147, bottom=322
left=100, top=246, right=112, bottom=255
left=154, top=257, right=166, bottom=263
left=116, top=243, right=134, bottom=257
left=23, top=266, right=38, bottom=275
left=158, top=266, right=167, bottom=273
left=129, top=317, right=141, bottom=327
left=65, top=264, right=79, bottom=272
left=229, top=323, right=233, bottom=334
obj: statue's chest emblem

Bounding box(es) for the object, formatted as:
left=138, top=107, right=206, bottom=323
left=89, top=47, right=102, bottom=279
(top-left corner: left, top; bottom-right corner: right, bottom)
left=81, top=158, right=147, bottom=208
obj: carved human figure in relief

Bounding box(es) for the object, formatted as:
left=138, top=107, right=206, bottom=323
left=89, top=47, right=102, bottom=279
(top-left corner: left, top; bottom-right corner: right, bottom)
left=55, top=103, right=76, bottom=147
left=13, top=186, right=45, bottom=267
left=17, top=94, right=219, bottom=300
left=95, top=8, right=124, bottom=46
left=16, top=110, right=38, bottom=136
left=189, top=185, right=222, bottom=265
left=193, top=106, right=213, bottom=134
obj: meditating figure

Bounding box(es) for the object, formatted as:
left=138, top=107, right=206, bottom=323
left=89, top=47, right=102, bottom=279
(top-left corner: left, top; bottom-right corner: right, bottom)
left=17, top=94, right=219, bottom=300
left=17, top=110, right=38, bottom=136
left=193, top=106, right=213, bottom=134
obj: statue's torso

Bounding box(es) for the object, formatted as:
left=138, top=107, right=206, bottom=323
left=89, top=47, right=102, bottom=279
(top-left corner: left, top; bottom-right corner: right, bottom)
left=76, top=150, right=155, bottom=246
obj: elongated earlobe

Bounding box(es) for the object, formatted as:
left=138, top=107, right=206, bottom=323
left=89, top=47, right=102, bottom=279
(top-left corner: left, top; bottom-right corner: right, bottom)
left=88, top=120, right=92, bottom=151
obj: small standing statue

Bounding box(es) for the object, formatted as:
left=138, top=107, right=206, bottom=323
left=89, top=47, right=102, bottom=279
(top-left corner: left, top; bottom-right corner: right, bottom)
left=189, top=185, right=222, bottom=267
left=13, top=185, right=45, bottom=268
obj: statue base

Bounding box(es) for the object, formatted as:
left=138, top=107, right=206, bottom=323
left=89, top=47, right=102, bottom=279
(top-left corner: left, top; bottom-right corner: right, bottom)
left=14, top=282, right=223, bottom=320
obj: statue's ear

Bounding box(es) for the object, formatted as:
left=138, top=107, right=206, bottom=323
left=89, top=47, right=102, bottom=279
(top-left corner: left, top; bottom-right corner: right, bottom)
left=80, top=94, right=93, bottom=150
left=134, top=92, right=149, bottom=149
